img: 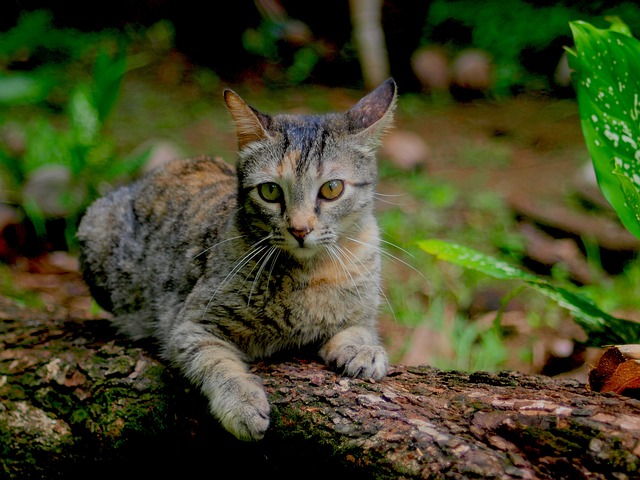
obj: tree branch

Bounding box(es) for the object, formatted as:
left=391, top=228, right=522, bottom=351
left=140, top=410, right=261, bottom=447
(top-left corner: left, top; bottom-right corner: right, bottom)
left=2, top=313, right=639, bottom=479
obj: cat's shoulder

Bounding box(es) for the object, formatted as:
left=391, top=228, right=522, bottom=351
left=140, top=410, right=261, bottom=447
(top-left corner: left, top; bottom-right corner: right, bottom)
left=157, top=155, right=236, bottom=180
left=128, top=155, right=237, bottom=219
left=141, top=155, right=237, bottom=194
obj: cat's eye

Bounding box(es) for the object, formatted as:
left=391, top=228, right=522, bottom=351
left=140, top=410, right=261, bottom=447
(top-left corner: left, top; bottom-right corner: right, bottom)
left=319, top=180, right=344, bottom=200
left=257, top=182, right=283, bottom=203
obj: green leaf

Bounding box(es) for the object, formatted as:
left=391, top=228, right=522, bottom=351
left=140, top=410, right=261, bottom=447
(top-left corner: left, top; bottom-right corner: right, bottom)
left=23, top=120, right=68, bottom=173
left=0, top=75, right=50, bottom=105
left=286, top=47, right=319, bottom=85
left=102, top=147, right=150, bottom=181
left=69, top=86, right=100, bottom=146
left=605, top=15, right=633, bottom=37
left=613, top=164, right=640, bottom=232
left=418, top=239, right=539, bottom=283
left=92, top=47, right=128, bottom=123
left=568, top=19, right=640, bottom=239
left=419, top=239, right=640, bottom=346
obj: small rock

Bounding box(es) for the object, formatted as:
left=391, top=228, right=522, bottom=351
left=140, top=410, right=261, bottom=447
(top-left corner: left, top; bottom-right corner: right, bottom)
left=451, top=49, right=493, bottom=92
left=47, top=251, right=80, bottom=273
left=138, top=139, right=186, bottom=175
left=550, top=338, right=574, bottom=358
left=22, top=165, right=78, bottom=218
left=0, top=122, right=27, bottom=157
left=554, top=51, right=572, bottom=87
left=381, top=130, right=430, bottom=170
left=0, top=203, right=20, bottom=231
left=411, top=46, right=450, bottom=92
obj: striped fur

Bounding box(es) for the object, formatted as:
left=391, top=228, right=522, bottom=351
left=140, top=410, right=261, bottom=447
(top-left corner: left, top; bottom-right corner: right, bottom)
left=77, top=78, right=397, bottom=441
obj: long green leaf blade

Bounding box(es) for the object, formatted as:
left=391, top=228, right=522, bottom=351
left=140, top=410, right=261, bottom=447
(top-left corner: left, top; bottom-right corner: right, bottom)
left=418, top=239, right=540, bottom=283
left=419, top=239, right=640, bottom=346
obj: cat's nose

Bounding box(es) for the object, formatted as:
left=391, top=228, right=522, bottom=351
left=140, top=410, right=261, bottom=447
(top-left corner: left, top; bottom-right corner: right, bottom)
left=288, top=226, right=312, bottom=242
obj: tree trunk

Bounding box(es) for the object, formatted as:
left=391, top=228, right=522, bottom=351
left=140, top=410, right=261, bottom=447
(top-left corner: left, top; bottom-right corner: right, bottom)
left=2, top=311, right=639, bottom=479
left=349, top=0, right=390, bottom=90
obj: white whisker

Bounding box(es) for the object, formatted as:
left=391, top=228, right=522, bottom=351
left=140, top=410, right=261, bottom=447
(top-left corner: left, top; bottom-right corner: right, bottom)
left=347, top=236, right=426, bottom=281
left=247, top=245, right=279, bottom=307
left=374, top=192, right=407, bottom=206
left=323, top=244, right=341, bottom=279
left=378, top=238, right=416, bottom=259
left=331, top=244, right=365, bottom=304
left=266, top=248, right=282, bottom=288
left=336, top=242, right=396, bottom=322
left=193, top=235, right=245, bottom=260
left=200, top=235, right=273, bottom=319
left=375, top=191, right=408, bottom=197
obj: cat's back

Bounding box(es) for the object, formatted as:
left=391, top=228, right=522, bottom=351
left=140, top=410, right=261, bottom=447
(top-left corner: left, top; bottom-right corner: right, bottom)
left=78, top=155, right=237, bottom=319
left=133, top=155, right=236, bottom=223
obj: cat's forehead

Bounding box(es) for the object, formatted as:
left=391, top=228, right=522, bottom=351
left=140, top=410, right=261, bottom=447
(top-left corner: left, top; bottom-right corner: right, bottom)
left=267, top=113, right=347, bottom=178
left=239, top=111, right=374, bottom=186
left=273, top=113, right=337, bottom=137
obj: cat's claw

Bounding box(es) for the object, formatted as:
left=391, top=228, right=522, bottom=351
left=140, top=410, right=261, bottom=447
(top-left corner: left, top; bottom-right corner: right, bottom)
left=325, top=344, right=388, bottom=381
left=210, top=374, right=270, bottom=441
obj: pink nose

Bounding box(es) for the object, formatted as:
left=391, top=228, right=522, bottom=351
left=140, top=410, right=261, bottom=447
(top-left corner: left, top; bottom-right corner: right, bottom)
left=288, top=227, right=312, bottom=241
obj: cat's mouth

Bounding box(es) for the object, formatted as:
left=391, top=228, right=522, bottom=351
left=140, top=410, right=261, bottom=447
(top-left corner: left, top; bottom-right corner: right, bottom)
left=278, top=232, right=325, bottom=259
left=267, top=228, right=333, bottom=261
left=285, top=239, right=321, bottom=259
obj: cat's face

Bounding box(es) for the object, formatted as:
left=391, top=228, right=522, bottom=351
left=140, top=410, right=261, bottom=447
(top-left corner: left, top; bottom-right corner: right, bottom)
left=236, top=116, right=377, bottom=260
left=225, top=79, right=397, bottom=262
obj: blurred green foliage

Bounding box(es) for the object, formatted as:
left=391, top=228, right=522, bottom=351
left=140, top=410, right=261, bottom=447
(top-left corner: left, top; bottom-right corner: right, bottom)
left=242, top=19, right=322, bottom=86
left=0, top=11, right=148, bottom=249
left=422, top=0, right=640, bottom=94
left=0, top=10, right=112, bottom=105
left=420, top=17, right=640, bottom=350
left=420, top=240, right=640, bottom=347
left=4, top=7, right=640, bottom=371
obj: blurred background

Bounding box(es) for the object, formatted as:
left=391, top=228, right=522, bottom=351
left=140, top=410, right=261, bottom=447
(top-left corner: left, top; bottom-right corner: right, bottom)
left=2, top=0, right=640, bottom=381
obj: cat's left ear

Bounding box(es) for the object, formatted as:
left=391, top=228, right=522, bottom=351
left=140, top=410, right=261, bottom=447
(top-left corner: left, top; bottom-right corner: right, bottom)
left=346, top=78, right=397, bottom=148
left=224, top=89, right=272, bottom=151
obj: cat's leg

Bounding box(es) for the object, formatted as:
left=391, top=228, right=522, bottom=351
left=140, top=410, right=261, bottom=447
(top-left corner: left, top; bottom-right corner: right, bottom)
left=319, top=325, right=388, bottom=381
left=166, top=321, right=270, bottom=441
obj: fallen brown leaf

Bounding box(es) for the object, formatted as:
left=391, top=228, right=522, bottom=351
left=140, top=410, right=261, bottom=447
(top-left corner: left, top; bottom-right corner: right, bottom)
left=589, top=346, right=640, bottom=399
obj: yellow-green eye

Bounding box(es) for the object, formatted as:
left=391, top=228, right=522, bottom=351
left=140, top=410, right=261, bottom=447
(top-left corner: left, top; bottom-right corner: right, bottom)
left=258, top=182, right=283, bottom=203
left=319, top=179, right=344, bottom=200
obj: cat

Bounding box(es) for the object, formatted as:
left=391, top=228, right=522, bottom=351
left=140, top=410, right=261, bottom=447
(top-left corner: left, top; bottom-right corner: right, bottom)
left=77, top=78, right=397, bottom=441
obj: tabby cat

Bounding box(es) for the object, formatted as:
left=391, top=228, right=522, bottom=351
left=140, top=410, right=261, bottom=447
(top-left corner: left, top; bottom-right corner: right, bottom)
left=77, top=78, right=397, bottom=441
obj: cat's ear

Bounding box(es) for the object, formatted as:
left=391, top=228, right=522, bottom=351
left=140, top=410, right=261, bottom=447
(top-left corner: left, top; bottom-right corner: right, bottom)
left=224, top=89, right=272, bottom=151
left=346, top=78, right=397, bottom=147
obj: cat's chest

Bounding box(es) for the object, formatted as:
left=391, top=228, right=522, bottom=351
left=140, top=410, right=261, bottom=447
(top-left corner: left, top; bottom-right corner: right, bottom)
left=194, top=257, right=380, bottom=359
left=285, top=278, right=353, bottom=325
left=248, top=270, right=348, bottom=327
left=260, top=261, right=375, bottom=333
left=244, top=277, right=363, bottom=355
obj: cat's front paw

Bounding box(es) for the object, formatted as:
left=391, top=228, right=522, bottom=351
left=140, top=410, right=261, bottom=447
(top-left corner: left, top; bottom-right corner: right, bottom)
left=324, top=344, right=388, bottom=381
left=209, top=373, right=270, bottom=441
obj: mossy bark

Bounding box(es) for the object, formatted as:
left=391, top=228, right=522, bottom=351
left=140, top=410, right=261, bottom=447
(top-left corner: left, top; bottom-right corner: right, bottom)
left=2, top=311, right=640, bottom=479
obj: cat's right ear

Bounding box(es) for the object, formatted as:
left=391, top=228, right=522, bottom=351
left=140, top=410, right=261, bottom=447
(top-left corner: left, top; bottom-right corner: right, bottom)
left=346, top=78, right=397, bottom=150
left=224, top=90, right=272, bottom=151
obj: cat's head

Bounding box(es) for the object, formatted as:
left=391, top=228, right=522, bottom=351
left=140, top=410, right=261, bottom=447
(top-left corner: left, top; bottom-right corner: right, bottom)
left=224, top=79, right=397, bottom=262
